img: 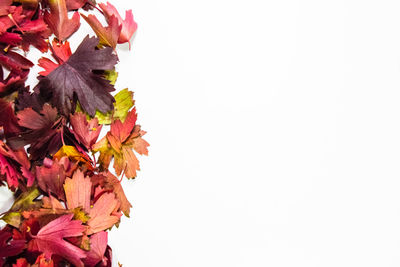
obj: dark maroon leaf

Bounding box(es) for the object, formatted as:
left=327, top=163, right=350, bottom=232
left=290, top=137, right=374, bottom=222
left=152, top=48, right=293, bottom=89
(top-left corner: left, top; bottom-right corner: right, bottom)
left=8, top=104, right=62, bottom=160
left=0, top=228, right=25, bottom=265
left=37, top=35, right=118, bottom=116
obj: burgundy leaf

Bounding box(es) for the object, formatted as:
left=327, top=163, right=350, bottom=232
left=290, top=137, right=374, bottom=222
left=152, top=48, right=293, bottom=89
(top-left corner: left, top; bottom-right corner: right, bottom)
left=37, top=35, right=118, bottom=116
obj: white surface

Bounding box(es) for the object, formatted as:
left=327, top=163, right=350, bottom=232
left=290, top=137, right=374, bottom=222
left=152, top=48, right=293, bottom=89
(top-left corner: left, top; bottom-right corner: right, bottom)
left=3, top=0, right=400, bottom=266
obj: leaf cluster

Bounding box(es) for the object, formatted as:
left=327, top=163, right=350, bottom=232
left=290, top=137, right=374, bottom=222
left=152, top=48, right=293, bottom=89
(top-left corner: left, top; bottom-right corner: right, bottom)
left=0, top=0, right=146, bottom=266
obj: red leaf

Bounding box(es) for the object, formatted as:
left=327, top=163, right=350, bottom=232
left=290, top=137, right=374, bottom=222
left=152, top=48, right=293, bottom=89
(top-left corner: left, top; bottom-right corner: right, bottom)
left=99, top=2, right=137, bottom=46
left=0, top=48, right=33, bottom=74
left=11, top=104, right=63, bottom=160
left=0, top=140, right=33, bottom=189
left=0, top=32, right=22, bottom=46
left=36, top=157, right=67, bottom=200
left=44, top=0, right=80, bottom=41
left=93, top=109, right=149, bottom=179
left=91, top=172, right=132, bottom=217
left=81, top=13, right=121, bottom=48
left=0, top=228, right=25, bottom=265
left=38, top=40, right=72, bottom=76
left=83, top=231, right=108, bottom=267
left=70, top=112, right=102, bottom=149
left=13, top=258, right=29, bottom=267
left=32, top=214, right=86, bottom=267
left=0, top=98, right=21, bottom=137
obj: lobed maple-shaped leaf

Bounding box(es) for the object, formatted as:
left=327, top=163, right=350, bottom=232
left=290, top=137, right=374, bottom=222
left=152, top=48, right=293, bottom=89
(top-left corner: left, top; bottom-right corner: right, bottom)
left=87, top=192, right=120, bottom=235
left=64, top=169, right=91, bottom=212
left=81, top=13, right=121, bottom=49
left=37, top=35, right=118, bottom=116
left=38, top=39, right=72, bottom=76
left=70, top=112, right=102, bottom=150
left=32, top=214, right=86, bottom=267
left=93, top=109, right=149, bottom=179
left=91, top=171, right=132, bottom=217
left=44, top=0, right=80, bottom=41
left=11, top=104, right=63, bottom=160
left=99, top=2, right=137, bottom=46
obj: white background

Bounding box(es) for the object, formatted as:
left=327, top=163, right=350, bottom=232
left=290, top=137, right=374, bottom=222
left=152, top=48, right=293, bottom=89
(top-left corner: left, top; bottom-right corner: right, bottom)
left=3, top=0, right=400, bottom=266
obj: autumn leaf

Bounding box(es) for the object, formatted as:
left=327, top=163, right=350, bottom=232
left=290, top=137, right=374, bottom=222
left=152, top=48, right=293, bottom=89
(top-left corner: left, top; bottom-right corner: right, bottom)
left=83, top=231, right=108, bottom=267
left=1, top=187, right=41, bottom=227
left=19, top=16, right=51, bottom=52
left=64, top=169, right=91, bottom=212
left=0, top=98, right=22, bottom=137
left=38, top=40, right=72, bottom=76
left=93, top=109, right=149, bottom=179
left=81, top=13, right=121, bottom=48
left=95, top=88, right=134, bottom=125
left=11, top=104, right=63, bottom=160
left=31, top=214, right=86, bottom=267
left=34, top=254, right=55, bottom=267
left=13, top=258, right=29, bottom=267
left=44, top=0, right=80, bottom=41
left=99, top=2, right=137, bottom=46
left=0, top=140, right=34, bottom=189
left=36, top=36, right=118, bottom=116
left=53, top=145, right=93, bottom=170
left=36, top=158, right=67, bottom=200
left=91, top=171, right=132, bottom=217
left=66, top=0, right=87, bottom=10
left=0, top=68, right=27, bottom=99
left=0, top=228, right=25, bottom=266
left=87, top=192, right=120, bottom=235
left=70, top=112, right=102, bottom=150
left=0, top=47, right=33, bottom=74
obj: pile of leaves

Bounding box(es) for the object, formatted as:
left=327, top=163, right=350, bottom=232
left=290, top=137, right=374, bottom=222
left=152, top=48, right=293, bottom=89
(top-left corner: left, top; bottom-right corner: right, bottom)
left=0, top=0, right=148, bottom=266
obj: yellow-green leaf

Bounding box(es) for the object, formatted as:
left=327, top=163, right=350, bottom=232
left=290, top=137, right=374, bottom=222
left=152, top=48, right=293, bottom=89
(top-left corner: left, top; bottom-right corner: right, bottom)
left=1, top=187, right=41, bottom=227
left=96, top=88, right=134, bottom=124
left=104, top=70, right=118, bottom=85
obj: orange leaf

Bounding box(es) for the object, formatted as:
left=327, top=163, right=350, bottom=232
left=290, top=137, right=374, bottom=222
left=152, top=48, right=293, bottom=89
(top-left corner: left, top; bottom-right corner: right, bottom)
left=64, top=169, right=91, bottom=212
left=87, top=193, right=120, bottom=235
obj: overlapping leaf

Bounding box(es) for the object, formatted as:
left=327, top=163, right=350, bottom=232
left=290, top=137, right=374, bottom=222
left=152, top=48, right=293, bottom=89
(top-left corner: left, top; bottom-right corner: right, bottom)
left=37, top=36, right=118, bottom=116
left=93, top=109, right=149, bottom=179
left=31, top=214, right=86, bottom=267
